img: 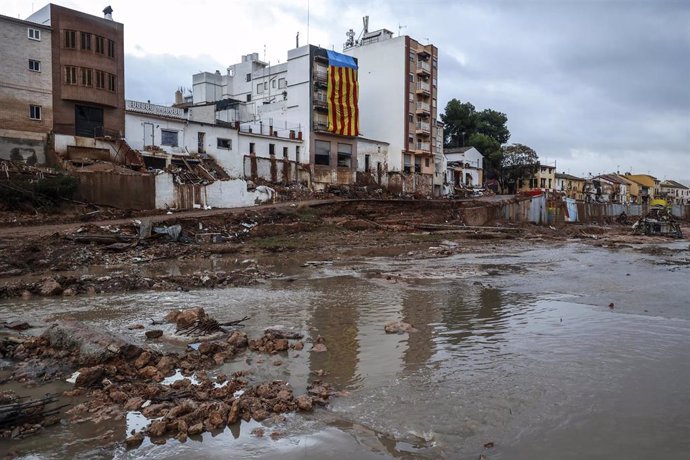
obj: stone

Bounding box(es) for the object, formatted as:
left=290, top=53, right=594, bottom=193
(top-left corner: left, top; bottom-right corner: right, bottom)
left=384, top=321, right=418, bottom=334
left=145, top=330, right=163, bottom=339
left=227, top=400, right=240, bottom=425
left=126, top=432, right=144, bottom=449
left=312, top=343, right=327, bottom=353
left=148, top=420, right=167, bottom=437
left=135, top=352, right=152, bottom=369
left=177, top=419, right=188, bottom=434
left=139, top=366, right=162, bottom=381
left=188, top=422, right=204, bottom=436
left=127, top=324, right=145, bottom=330
left=274, top=338, right=289, bottom=352
left=295, top=395, right=313, bottom=412
left=156, top=356, right=176, bottom=375
left=62, top=288, right=76, bottom=297
left=175, top=307, right=206, bottom=329
left=292, top=341, right=304, bottom=351
left=74, top=366, right=104, bottom=388
left=109, top=390, right=128, bottom=404
left=124, top=397, right=144, bottom=411
left=21, top=290, right=32, bottom=300
left=40, top=278, right=62, bottom=296
left=164, top=310, right=182, bottom=323
left=227, top=331, right=248, bottom=348
left=207, top=410, right=225, bottom=429
left=251, top=427, right=265, bottom=437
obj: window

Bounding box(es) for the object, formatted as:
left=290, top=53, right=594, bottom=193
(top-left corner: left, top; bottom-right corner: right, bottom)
left=95, top=70, right=105, bottom=89
left=81, top=32, right=91, bottom=50
left=65, top=30, right=76, bottom=48
left=81, top=67, right=92, bottom=86
left=249, top=142, right=255, bottom=154
left=278, top=78, right=286, bottom=89
left=29, top=105, right=41, bottom=120
left=28, top=28, right=41, bottom=41
left=283, top=146, right=288, bottom=158
left=295, top=146, right=300, bottom=163
left=409, top=51, right=415, bottom=62
left=217, top=138, right=232, bottom=150
left=409, top=113, right=414, bottom=123
left=425, top=158, right=430, bottom=168
left=161, top=130, right=178, bottom=147
left=107, top=39, right=115, bottom=58
left=107, top=73, right=116, bottom=92
left=337, top=143, right=352, bottom=168
left=28, top=59, right=40, bottom=72
left=95, top=36, right=105, bottom=54
left=540, top=178, right=546, bottom=188
left=246, top=73, right=252, bottom=82
left=257, top=83, right=263, bottom=94
left=414, top=156, right=422, bottom=173
left=409, top=74, right=414, bottom=82
left=65, top=66, right=77, bottom=85
left=408, top=137, right=414, bottom=147
left=272, top=80, right=276, bottom=89
left=269, top=143, right=275, bottom=155
left=409, top=93, right=414, bottom=102
left=315, top=140, right=330, bottom=166
left=433, top=57, right=438, bottom=68
left=365, top=154, right=370, bottom=172
left=246, top=94, right=252, bottom=102
left=403, top=154, right=411, bottom=174
left=548, top=179, right=552, bottom=189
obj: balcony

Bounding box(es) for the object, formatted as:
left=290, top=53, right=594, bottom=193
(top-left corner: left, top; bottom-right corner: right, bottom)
left=415, top=121, right=430, bottom=134
left=417, top=48, right=431, bottom=58
left=313, top=92, right=328, bottom=111
left=415, top=80, right=431, bottom=95
left=313, top=67, right=328, bottom=87
left=416, top=142, right=431, bottom=153
left=415, top=101, right=430, bottom=115
left=313, top=118, right=329, bottom=132
left=415, top=61, right=430, bottom=75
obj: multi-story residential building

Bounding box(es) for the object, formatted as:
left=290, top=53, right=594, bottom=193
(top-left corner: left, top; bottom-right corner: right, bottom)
left=27, top=4, right=125, bottom=138
left=0, top=13, right=52, bottom=163
left=344, top=28, right=439, bottom=194
left=517, top=163, right=556, bottom=193
left=589, top=174, right=630, bottom=203
left=191, top=46, right=359, bottom=189
left=554, top=172, right=586, bottom=200
left=659, top=180, right=689, bottom=205
left=623, top=174, right=658, bottom=204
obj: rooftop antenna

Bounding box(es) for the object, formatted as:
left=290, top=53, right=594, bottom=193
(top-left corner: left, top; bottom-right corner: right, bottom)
left=345, top=29, right=355, bottom=49
left=296, top=31, right=299, bottom=48
left=307, top=0, right=310, bottom=45
left=398, top=23, right=406, bottom=37
left=363, top=16, right=369, bottom=34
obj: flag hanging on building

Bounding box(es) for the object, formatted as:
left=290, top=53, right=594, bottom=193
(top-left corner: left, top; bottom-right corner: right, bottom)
left=326, top=50, right=359, bottom=137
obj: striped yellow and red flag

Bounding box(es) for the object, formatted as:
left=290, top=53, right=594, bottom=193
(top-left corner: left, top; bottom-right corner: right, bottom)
left=326, top=50, right=359, bottom=137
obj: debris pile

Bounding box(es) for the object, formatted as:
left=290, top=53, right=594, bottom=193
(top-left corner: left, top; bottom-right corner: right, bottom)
left=632, top=205, right=683, bottom=238
left=0, top=392, right=64, bottom=439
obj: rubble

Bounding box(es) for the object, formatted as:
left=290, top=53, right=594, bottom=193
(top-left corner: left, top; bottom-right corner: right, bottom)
left=384, top=321, right=418, bottom=334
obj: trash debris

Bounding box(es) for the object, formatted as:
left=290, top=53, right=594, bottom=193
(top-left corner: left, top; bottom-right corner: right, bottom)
left=152, top=224, right=182, bottom=242
left=384, top=321, right=418, bottom=334
left=632, top=204, right=683, bottom=238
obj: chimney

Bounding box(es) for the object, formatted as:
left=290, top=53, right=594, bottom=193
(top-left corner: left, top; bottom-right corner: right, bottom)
left=174, top=89, right=183, bottom=105
left=103, top=6, right=113, bottom=20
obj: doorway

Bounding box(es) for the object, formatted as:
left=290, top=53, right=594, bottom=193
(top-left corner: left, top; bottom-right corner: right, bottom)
left=198, top=132, right=206, bottom=154
left=75, top=105, right=104, bottom=137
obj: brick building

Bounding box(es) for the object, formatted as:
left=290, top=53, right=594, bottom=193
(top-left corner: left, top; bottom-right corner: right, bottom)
left=0, top=13, right=53, bottom=163
left=27, top=4, right=125, bottom=138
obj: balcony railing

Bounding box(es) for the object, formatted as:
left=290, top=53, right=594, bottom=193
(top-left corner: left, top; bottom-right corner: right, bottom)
left=313, top=119, right=329, bottom=131
left=416, top=101, right=430, bottom=113
left=313, top=92, right=328, bottom=109
left=416, top=142, right=430, bottom=152
left=416, top=81, right=431, bottom=93
left=416, top=61, right=430, bottom=73
left=416, top=121, right=430, bottom=132
left=314, top=68, right=328, bottom=83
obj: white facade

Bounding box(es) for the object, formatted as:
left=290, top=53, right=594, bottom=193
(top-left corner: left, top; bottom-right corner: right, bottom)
left=345, top=36, right=407, bottom=172
left=356, top=137, right=389, bottom=174
left=445, top=147, right=484, bottom=187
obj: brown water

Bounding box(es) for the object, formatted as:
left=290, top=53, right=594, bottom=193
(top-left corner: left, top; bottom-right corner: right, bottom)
left=2, top=240, right=690, bottom=459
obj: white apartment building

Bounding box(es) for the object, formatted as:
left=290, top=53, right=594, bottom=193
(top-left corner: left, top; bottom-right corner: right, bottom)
left=344, top=28, right=439, bottom=194
left=191, top=46, right=360, bottom=189
left=445, top=147, right=484, bottom=187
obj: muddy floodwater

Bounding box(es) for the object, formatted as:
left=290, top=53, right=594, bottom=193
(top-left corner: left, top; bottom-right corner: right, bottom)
left=2, top=240, right=690, bottom=459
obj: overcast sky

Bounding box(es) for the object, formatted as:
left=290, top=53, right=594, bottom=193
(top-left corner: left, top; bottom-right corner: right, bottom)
left=6, top=0, right=689, bottom=181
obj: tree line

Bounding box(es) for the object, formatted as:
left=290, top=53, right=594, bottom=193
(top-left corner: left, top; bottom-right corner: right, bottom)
left=440, top=98, right=539, bottom=192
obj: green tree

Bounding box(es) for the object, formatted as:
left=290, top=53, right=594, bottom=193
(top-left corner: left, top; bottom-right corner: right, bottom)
left=475, top=109, right=510, bottom=144
left=499, top=143, right=540, bottom=192
left=467, top=132, right=501, bottom=177
left=440, top=99, right=476, bottom=148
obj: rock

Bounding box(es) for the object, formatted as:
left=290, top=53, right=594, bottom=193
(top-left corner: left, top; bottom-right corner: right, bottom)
left=127, top=324, right=145, bottom=330
left=145, top=330, right=163, bottom=339
left=177, top=419, right=188, bottom=434
left=86, top=286, right=97, bottom=296
left=40, top=278, right=62, bottom=296
left=62, top=288, right=76, bottom=297
left=273, top=360, right=283, bottom=366
left=251, top=427, right=265, bottom=437
left=175, top=307, right=206, bottom=329
left=384, top=321, right=418, bottom=334
left=156, top=356, right=176, bottom=374
left=135, top=351, right=152, bottom=369
left=227, top=400, right=240, bottom=425
left=264, top=328, right=304, bottom=340
left=42, top=320, right=129, bottom=365
left=109, top=390, right=128, bottom=404
left=164, top=310, right=182, bottom=323
left=187, top=422, right=204, bottom=436
left=295, top=395, right=313, bottom=412
left=292, top=341, right=304, bottom=351
left=74, top=366, right=104, bottom=388
left=139, top=366, right=162, bottom=381
left=21, top=290, right=32, bottom=300
left=273, top=339, right=289, bottom=352
left=312, top=343, right=327, bottom=353
left=126, top=432, right=144, bottom=449
left=227, top=331, right=248, bottom=349
left=124, top=397, right=144, bottom=411
left=148, top=420, right=167, bottom=437
left=207, top=410, right=225, bottom=429
left=176, top=432, right=188, bottom=443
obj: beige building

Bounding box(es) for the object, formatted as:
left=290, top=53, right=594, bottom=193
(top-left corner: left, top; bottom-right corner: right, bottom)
left=345, top=27, right=439, bottom=194
left=518, top=163, right=556, bottom=193
left=555, top=172, right=585, bottom=200
left=0, top=13, right=52, bottom=164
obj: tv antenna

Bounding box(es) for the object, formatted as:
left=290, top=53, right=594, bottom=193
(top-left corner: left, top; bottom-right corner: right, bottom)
left=398, top=23, right=406, bottom=37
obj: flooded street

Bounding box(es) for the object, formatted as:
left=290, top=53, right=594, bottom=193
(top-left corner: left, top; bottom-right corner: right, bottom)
left=2, top=240, right=690, bottom=459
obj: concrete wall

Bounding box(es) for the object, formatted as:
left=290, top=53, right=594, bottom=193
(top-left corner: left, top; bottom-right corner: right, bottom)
left=154, top=173, right=257, bottom=210
left=243, top=155, right=304, bottom=184
left=124, top=112, right=187, bottom=154
left=75, top=169, right=155, bottom=210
